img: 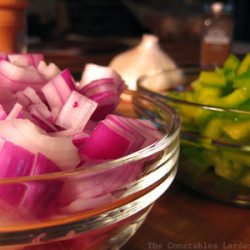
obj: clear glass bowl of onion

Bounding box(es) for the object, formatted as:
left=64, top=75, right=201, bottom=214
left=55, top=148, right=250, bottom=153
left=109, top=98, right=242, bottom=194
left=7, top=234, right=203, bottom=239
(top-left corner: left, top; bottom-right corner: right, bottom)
left=0, top=90, right=180, bottom=250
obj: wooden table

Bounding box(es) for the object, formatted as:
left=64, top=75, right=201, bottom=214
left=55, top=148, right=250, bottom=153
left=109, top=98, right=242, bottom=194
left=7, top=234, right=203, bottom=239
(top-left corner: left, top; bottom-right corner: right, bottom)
left=123, top=182, right=250, bottom=250
left=35, top=37, right=250, bottom=250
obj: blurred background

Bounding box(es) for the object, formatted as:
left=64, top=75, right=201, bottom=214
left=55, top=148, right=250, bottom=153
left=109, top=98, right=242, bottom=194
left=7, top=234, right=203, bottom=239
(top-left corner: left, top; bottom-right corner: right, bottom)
left=27, top=0, right=250, bottom=42
left=22, top=0, right=250, bottom=73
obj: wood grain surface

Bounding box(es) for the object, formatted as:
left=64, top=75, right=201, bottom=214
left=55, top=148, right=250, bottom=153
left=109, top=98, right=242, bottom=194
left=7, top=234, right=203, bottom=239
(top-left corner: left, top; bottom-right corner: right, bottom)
left=123, top=182, right=250, bottom=250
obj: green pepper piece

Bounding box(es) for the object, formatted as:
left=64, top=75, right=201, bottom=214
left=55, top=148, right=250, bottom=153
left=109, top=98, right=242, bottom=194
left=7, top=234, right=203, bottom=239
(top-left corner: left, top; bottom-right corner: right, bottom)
left=199, top=71, right=226, bottom=88
left=241, top=172, right=250, bottom=187
left=223, top=68, right=236, bottom=83
left=233, top=69, right=250, bottom=88
left=224, top=54, right=240, bottom=71
left=206, top=88, right=249, bottom=108
left=215, top=67, right=224, bottom=75
left=237, top=53, right=250, bottom=75
left=194, top=86, right=222, bottom=104
left=202, top=118, right=223, bottom=139
left=239, top=99, right=250, bottom=110
left=213, top=151, right=246, bottom=181
left=222, top=120, right=250, bottom=141
left=222, top=150, right=250, bottom=166
left=191, top=79, right=202, bottom=91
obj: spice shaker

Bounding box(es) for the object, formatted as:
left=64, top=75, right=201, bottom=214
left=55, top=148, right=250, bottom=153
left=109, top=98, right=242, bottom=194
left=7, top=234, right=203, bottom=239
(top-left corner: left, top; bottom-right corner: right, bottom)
left=200, top=2, right=234, bottom=67
left=0, top=0, right=29, bottom=53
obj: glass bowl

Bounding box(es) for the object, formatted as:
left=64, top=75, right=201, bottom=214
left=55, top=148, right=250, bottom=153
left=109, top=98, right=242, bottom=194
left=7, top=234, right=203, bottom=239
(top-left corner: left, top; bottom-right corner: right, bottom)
left=137, top=67, right=250, bottom=207
left=0, top=90, right=180, bottom=250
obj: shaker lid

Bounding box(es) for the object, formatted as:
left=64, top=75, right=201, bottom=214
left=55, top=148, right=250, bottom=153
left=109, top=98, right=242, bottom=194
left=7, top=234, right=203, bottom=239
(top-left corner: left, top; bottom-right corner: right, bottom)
left=204, top=1, right=233, bottom=15
left=211, top=2, right=224, bottom=14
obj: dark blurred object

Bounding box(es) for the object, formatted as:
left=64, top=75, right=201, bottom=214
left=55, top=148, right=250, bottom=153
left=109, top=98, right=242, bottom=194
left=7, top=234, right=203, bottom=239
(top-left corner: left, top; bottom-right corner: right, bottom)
left=27, top=0, right=250, bottom=44
left=27, top=0, right=58, bottom=39
left=123, top=0, right=204, bottom=40
left=233, top=0, right=250, bottom=42
left=66, top=0, right=148, bottom=37
left=28, top=15, right=56, bottom=39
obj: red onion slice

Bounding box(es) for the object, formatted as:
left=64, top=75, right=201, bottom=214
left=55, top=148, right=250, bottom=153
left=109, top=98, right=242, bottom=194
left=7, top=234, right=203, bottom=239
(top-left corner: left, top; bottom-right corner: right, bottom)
left=8, top=54, right=44, bottom=67
left=55, top=91, right=97, bottom=132
left=37, top=61, right=61, bottom=80
left=0, top=119, right=80, bottom=170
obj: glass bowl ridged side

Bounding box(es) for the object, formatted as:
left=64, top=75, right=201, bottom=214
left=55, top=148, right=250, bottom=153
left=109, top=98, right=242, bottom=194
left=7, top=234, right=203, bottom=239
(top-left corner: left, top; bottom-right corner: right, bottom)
left=0, top=91, right=180, bottom=249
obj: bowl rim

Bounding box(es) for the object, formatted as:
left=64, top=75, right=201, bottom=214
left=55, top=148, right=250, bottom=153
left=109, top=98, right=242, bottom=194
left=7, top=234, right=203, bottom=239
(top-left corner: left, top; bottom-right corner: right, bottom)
left=137, top=66, right=250, bottom=116
left=0, top=90, right=180, bottom=184
left=137, top=67, right=250, bottom=150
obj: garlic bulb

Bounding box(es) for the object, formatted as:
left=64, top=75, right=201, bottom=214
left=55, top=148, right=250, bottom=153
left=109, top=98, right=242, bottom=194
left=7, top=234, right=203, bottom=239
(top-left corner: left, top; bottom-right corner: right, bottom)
left=109, top=34, right=183, bottom=91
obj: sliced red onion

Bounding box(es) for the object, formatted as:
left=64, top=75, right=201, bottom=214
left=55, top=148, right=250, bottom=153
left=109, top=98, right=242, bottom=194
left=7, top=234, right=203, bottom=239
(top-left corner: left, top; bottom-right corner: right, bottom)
left=60, top=69, right=76, bottom=90
left=0, top=141, right=34, bottom=206
left=28, top=104, right=58, bottom=132
left=93, top=104, right=119, bottom=121
left=15, top=87, right=57, bottom=131
left=51, top=69, right=75, bottom=102
left=22, top=180, right=63, bottom=218
left=72, top=132, right=89, bottom=147
left=6, top=103, right=24, bottom=120
left=15, top=91, right=31, bottom=108
left=105, top=115, right=144, bottom=152
left=42, top=69, right=76, bottom=114
left=0, top=71, right=31, bottom=92
left=37, top=61, right=61, bottom=80
left=0, top=54, right=164, bottom=218
left=0, top=119, right=80, bottom=170
left=8, top=54, right=44, bottom=67
left=41, top=83, right=62, bottom=116
left=129, top=119, right=162, bottom=145
left=0, top=142, right=63, bottom=218
left=0, top=105, right=7, bottom=120
left=0, top=61, right=45, bottom=84
left=80, top=77, right=123, bottom=120
left=0, top=88, right=16, bottom=103
left=58, top=162, right=142, bottom=208
left=108, top=114, right=161, bottom=149
left=55, top=91, right=97, bottom=131
left=29, top=103, right=53, bottom=121
left=89, top=91, right=119, bottom=105
left=84, top=120, right=98, bottom=134
left=60, top=193, right=114, bottom=213
left=80, top=114, right=162, bottom=161
left=80, top=78, right=117, bottom=97
left=29, top=114, right=57, bottom=132
left=0, top=141, right=35, bottom=178
left=22, top=86, right=44, bottom=104
left=0, top=53, right=7, bottom=61
left=102, top=118, right=138, bottom=153
left=90, top=93, right=120, bottom=120
left=79, top=65, right=126, bottom=116
left=79, top=64, right=125, bottom=94
left=0, top=67, right=45, bottom=93
left=20, top=154, right=63, bottom=218
left=31, top=54, right=45, bottom=67
left=49, top=130, right=89, bottom=147
left=32, top=153, right=61, bottom=174
left=80, top=121, right=132, bottom=160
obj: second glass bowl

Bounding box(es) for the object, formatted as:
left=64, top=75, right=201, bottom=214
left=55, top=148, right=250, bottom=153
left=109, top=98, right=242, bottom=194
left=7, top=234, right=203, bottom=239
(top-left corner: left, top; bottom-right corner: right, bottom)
left=138, top=67, right=250, bottom=207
